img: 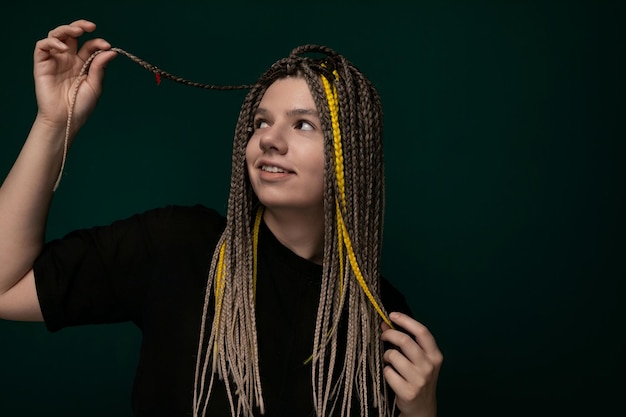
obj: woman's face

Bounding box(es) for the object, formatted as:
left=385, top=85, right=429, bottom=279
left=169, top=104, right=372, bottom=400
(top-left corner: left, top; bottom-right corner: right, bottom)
left=246, top=77, right=325, bottom=213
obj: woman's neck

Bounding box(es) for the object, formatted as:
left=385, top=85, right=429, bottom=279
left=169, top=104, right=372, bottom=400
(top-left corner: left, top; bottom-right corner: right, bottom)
left=262, top=206, right=324, bottom=265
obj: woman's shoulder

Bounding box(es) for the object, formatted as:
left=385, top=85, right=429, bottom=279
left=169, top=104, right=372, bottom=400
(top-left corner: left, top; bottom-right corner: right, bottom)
left=102, top=204, right=227, bottom=253
left=130, top=204, right=226, bottom=232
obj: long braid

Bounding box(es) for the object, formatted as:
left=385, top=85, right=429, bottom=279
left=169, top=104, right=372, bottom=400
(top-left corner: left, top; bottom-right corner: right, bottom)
left=357, top=72, right=387, bottom=410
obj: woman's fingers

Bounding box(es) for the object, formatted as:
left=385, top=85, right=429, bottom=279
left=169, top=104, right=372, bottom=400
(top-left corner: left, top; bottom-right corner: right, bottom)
left=47, top=19, right=96, bottom=43
left=388, top=312, right=442, bottom=359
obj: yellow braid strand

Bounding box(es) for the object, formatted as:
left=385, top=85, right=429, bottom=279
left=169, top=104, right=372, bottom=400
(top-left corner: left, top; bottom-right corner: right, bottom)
left=336, top=201, right=392, bottom=328
left=321, top=73, right=345, bottom=294
left=213, top=242, right=227, bottom=358
left=321, top=72, right=393, bottom=329
left=211, top=206, right=262, bottom=365
left=321, top=74, right=347, bottom=210
left=252, top=206, right=264, bottom=302
left=336, top=202, right=344, bottom=296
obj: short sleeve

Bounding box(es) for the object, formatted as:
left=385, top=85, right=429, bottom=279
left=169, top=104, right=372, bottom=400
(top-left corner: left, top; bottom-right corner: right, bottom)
left=33, top=204, right=225, bottom=332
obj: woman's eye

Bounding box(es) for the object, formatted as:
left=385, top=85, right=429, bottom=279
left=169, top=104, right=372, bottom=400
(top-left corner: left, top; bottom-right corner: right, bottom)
left=296, top=120, right=314, bottom=131
left=255, top=120, right=269, bottom=129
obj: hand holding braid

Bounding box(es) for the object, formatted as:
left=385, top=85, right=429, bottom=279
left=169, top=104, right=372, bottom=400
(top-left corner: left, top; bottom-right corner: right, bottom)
left=54, top=39, right=252, bottom=191
left=32, top=20, right=117, bottom=191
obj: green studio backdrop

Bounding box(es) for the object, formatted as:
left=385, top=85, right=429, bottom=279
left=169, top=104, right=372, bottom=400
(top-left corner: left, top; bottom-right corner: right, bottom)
left=0, top=1, right=623, bottom=416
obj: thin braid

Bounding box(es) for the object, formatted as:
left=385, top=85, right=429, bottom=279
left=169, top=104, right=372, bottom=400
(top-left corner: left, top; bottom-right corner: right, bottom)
left=193, top=233, right=223, bottom=411
left=341, top=280, right=359, bottom=416
left=111, top=47, right=254, bottom=90
left=53, top=47, right=252, bottom=192
left=318, top=86, right=345, bottom=416
left=53, top=51, right=94, bottom=191
left=361, top=76, right=386, bottom=409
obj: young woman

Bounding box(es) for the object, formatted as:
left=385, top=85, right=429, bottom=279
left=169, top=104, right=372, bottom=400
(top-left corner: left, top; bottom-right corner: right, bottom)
left=0, top=19, right=442, bottom=417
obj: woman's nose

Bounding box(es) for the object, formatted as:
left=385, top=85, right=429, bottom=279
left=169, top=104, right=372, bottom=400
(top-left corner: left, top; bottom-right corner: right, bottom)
left=258, top=124, right=288, bottom=154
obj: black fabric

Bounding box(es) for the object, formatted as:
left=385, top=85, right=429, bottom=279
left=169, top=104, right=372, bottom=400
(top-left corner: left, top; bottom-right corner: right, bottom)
left=33, top=205, right=412, bottom=416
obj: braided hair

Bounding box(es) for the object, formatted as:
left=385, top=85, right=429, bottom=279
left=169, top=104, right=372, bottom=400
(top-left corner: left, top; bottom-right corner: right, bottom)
left=193, top=45, right=392, bottom=417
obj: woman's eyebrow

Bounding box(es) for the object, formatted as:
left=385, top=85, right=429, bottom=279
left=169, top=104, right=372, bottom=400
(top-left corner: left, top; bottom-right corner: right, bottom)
left=286, top=108, right=319, bottom=117
left=254, top=107, right=320, bottom=118
left=254, top=108, right=269, bottom=117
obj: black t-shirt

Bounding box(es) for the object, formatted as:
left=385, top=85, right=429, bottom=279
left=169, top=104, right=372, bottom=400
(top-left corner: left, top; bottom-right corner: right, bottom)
left=33, top=205, right=412, bottom=416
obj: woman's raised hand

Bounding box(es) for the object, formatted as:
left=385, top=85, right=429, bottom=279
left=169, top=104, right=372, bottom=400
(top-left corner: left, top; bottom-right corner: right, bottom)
left=33, top=19, right=116, bottom=136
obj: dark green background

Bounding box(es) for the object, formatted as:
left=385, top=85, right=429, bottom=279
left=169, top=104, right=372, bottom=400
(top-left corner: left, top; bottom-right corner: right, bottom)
left=1, top=1, right=623, bottom=416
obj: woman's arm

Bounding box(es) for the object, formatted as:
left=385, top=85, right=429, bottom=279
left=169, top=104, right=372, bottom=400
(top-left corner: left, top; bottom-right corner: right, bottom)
left=0, top=19, right=116, bottom=320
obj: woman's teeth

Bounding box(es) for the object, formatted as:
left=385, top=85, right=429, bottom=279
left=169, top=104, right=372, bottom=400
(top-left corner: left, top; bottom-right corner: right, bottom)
left=261, top=165, right=286, bottom=173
